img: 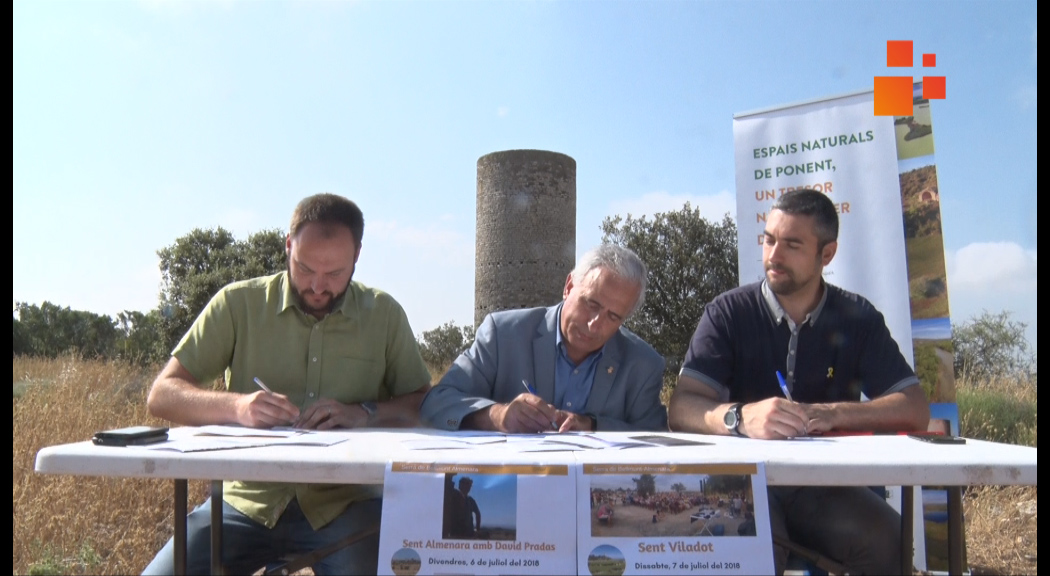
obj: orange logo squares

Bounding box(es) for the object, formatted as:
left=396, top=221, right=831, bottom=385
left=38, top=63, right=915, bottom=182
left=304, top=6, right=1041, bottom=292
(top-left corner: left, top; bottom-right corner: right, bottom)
left=875, top=77, right=914, bottom=116
left=887, top=40, right=913, bottom=67
left=923, top=77, right=946, bottom=100
left=874, top=40, right=945, bottom=116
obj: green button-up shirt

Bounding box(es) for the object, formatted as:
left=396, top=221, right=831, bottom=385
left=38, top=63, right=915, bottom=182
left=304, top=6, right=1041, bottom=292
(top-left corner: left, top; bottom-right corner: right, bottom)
left=172, top=272, right=431, bottom=529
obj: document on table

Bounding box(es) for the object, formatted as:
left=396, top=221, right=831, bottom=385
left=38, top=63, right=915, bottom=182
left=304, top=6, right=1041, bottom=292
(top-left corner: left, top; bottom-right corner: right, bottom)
left=401, top=433, right=706, bottom=453
left=147, top=426, right=349, bottom=452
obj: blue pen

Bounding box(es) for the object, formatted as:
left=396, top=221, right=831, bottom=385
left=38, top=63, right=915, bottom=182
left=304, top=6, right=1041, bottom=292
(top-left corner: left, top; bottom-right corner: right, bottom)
left=776, top=371, right=793, bottom=401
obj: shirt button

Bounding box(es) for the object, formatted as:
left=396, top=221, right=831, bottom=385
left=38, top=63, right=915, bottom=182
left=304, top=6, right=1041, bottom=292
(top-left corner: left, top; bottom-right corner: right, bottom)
left=309, top=392, right=315, bottom=398
left=567, top=402, right=573, bottom=407
left=573, top=369, right=579, bottom=374
left=789, top=350, right=795, bottom=355
left=312, top=357, right=317, bottom=362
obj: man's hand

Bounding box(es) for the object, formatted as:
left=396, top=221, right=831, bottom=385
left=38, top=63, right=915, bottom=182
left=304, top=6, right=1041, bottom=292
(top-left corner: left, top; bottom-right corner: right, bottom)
left=234, top=390, right=300, bottom=428
left=295, top=399, right=367, bottom=430
left=556, top=411, right=594, bottom=433
left=740, top=397, right=809, bottom=439
left=487, top=393, right=559, bottom=433
left=798, top=402, right=838, bottom=435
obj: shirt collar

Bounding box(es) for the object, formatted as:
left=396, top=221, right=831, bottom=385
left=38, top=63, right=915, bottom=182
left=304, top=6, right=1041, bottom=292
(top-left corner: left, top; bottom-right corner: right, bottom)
left=761, top=278, right=828, bottom=328
left=277, top=271, right=357, bottom=318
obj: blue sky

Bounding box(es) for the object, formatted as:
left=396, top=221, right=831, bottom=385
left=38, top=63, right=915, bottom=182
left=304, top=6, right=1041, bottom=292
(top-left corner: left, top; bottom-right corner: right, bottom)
left=13, top=1, right=1037, bottom=351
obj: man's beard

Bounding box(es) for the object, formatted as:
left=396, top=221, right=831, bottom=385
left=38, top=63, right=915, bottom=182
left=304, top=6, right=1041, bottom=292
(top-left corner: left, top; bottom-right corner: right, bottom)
left=765, top=264, right=801, bottom=296
left=288, top=262, right=349, bottom=316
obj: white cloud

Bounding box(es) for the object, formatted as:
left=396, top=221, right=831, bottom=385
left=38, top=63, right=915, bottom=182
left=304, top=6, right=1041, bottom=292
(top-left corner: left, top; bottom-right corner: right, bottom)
left=946, top=242, right=1037, bottom=293
left=946, top=242, right=1038, bottom=350
left=606, top=189, right=736, bottom=222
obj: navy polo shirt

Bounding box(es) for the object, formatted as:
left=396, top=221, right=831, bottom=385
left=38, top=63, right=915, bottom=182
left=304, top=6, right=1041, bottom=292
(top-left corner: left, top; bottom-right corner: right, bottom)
left=680, top=281, right=919, bottom=404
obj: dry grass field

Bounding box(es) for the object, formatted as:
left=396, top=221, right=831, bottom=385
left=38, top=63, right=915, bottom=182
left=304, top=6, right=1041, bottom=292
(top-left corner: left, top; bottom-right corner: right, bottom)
left=13, top=356, right=1037, bottom=575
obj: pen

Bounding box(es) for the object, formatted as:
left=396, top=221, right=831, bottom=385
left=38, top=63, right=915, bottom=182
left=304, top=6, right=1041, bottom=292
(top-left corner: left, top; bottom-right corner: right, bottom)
left=521, top=379, right=557, bottom=431
left=253, top=377, right=273, bottom=394
left=776, top=371, right=792, bottom=401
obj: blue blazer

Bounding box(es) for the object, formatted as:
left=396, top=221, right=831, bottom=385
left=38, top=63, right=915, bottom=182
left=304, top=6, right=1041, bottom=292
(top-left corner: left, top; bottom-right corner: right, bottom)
left=420, top=304, right=667, bottom=431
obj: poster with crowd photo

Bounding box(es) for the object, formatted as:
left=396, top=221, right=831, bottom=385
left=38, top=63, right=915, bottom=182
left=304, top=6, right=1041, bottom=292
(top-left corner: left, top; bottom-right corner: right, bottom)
left=378, top=461, right=577, bottom=575
left=732, top=89, right=914, bottom=365
left=576, top=463, right=773, bottom=576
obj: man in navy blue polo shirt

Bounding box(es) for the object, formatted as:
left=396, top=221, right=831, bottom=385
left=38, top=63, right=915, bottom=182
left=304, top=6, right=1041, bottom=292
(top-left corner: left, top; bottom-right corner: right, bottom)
left=668, top=188, right=930, bottom=575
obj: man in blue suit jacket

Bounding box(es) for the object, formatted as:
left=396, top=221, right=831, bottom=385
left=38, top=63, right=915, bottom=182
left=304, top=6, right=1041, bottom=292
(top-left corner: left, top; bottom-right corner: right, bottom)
left=421, top=245, right=667, bottom=433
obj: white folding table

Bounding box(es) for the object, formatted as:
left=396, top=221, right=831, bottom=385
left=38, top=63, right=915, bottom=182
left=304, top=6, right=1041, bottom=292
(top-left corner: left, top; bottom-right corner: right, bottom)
left=36, top=428, right=1038, bottom=575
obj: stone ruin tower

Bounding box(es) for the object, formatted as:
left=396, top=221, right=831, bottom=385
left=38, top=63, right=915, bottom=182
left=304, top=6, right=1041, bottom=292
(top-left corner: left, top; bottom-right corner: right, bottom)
left=474, top=150, right=576, bottom=329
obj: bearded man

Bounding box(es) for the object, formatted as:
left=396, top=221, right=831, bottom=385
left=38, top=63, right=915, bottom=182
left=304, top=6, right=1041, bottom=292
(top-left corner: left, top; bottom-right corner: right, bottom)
left=144, top=193, right=430, bottom=575
left=668, top=188, right=929, bottom=575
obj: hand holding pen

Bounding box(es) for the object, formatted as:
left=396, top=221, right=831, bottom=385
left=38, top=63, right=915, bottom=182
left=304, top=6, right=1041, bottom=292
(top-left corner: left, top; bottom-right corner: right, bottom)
left=775, top=371, right=807, bottom=436
left=240, top=377, right=299, bottom=428
left=505, top=379, right=557, bottom=432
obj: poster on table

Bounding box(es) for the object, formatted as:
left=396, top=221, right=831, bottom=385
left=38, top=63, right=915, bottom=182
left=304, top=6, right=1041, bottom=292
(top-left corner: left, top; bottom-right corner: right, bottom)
left=577, top=463, right=773, bottom=575
left=732, top=89, right=914, bottom=365
left=379, top=461, right=576, bottom=575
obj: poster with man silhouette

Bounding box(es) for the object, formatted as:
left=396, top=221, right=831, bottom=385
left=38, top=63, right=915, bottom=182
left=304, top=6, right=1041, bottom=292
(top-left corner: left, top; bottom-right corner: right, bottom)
left=379, top=461, right=576, bottom=575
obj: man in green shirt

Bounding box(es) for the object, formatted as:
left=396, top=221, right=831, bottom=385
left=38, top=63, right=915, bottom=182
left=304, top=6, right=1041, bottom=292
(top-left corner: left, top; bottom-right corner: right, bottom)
left=143, top=193, right=431, bottom=575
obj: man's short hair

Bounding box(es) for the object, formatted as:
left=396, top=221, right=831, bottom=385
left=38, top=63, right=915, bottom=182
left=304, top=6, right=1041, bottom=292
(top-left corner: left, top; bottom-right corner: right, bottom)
left=570, top=244, right=648, bottom=316
left=771, top=189, right=838, bottom=248
left=289, top=193, right=365, bottom=248
left=459, top=477, right=473, bottom=487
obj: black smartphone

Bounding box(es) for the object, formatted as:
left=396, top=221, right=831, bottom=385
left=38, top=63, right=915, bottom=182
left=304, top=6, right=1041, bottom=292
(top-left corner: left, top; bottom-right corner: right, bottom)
left=908, top=433, right=966, bottom=445
left=92, top=426, right=169, bottom=446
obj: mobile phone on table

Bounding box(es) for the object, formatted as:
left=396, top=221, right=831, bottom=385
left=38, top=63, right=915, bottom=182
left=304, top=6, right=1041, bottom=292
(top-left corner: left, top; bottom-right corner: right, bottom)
left=92, top=426, right=169, bottom=446
left=908, top=433, right=966, bottom=444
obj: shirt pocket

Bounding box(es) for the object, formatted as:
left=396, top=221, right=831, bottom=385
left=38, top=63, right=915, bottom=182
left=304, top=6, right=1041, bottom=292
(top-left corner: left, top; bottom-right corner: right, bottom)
left=324, top=356, right=384, bottom=403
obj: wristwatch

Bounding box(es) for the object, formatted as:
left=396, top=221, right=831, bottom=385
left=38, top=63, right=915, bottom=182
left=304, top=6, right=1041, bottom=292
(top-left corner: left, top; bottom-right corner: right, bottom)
left=359, top=401, right=378, bottom=423
left=723, top=403, right=745, bottom=437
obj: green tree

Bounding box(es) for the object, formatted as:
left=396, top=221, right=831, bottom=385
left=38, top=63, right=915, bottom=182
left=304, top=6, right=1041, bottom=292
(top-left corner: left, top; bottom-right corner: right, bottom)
left=156, top=227, right=286, bottom=353
left=116, top=310, right=165, bottom=366
left=952, top=310, right=1035, bottom=381
left=14, top=301, right=119, bottom=359
left=631, top=473, right=656, bottom=498
left=671, top=482, right=686, bottom=494
left=13, top=317, right=32, bottom=356
left=601, top=204, right=739, bottom=384
left=417, top=321, right=476, bottom=370
left=703, top=474, right=750, bottom=495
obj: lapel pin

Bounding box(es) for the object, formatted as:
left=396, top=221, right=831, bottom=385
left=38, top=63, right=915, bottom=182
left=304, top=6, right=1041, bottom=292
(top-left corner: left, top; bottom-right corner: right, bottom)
left=607, top=366, right=614, bottom=374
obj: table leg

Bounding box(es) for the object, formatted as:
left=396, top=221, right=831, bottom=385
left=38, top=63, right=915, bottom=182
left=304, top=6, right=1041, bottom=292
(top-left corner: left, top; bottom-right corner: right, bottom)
left=212, top=480, right=224, bottom=576
left=901, top=486, right=914, bottom=575
left=947, top=486, right=965, bottom=575
left=174, top=479, right=187, bottom=576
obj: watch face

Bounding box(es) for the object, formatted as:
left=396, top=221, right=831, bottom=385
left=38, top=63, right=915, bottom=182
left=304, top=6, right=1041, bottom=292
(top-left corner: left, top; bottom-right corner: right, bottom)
left=361, top=401, right=378, bottom=416
left=723, top=404, right=740, bottom=431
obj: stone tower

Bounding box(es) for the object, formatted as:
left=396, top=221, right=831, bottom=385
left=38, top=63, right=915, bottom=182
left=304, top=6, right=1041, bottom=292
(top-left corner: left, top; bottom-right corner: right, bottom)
left=474, top=150, right=576, bottom=328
